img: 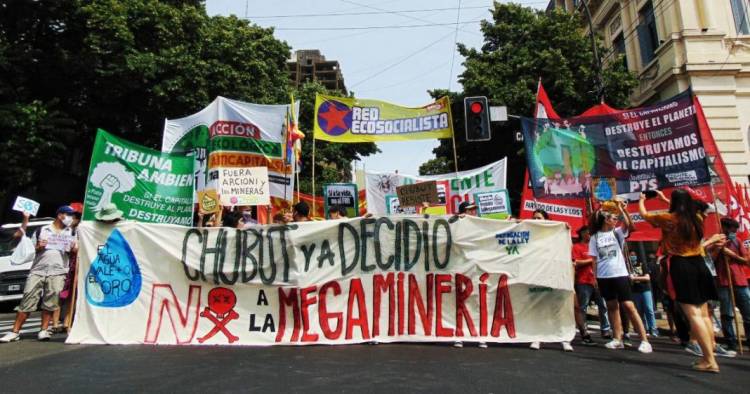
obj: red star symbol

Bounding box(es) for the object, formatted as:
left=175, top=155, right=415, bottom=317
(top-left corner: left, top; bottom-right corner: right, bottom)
left=319, top=103, right=350, bottom=132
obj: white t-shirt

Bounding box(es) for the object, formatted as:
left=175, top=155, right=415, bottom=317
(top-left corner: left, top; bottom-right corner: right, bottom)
left=588, top=227, right=629, bottom=279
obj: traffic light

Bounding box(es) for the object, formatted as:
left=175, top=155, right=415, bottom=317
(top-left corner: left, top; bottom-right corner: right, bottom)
left=464, top=96, right=491, bottom=141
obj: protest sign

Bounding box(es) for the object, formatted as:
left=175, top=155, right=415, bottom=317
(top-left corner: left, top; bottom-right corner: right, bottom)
left=323, top=183, right=359, bottom=218
left=197, top=189, right=220, bottom=214
left=44, top=232, right=74, bottom=252
left=83, top=129, right=194, bottom=225
left=313, top=94, right=453, bottom=143
left=521, top=90, right=710, bottom=198
left=385, top=195, right=417, bottom=215
left=474, top=190, right=510, bottom=219
left=396, top=181, right=439, bottom=207
left=218, top=167, right=270, bottom=206
left=366, top=158, right=507, bottom=215
left=162, top=97, right=298, bottom=201
left=12, top=196, right=40, bottom=216
left=68, top=217, right=575, bottom=346
left=591, top=177, right=617, bottom=202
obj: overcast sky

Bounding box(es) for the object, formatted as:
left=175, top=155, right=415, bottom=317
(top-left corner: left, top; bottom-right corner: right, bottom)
left=206, top=0, right=546, bottom=175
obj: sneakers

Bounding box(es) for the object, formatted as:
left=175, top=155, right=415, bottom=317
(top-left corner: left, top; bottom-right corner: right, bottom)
left=37, top=329, right=51, bottom=341
left=581, top=335, right=596, bottom=346
left=650, top=329, right=660, bottom=338
left=684, top=342, right=703, bottom=357
left=601, top=330, right=613, bottom=340
left=0, top=331, right=21, bottom=343
left=605, top=339, right=624, bottom=349
left=622, top=334, right=633, bottom=348
left=529, top=341, right=541, bottom=350
left=453, top=341, right=463, bottom=348
left=562, top=341, right=574, bottom=352
left=478, top=342, right=488, bottom=349
left=638, top=341, right=653, bottom=354
left=714, top=344, right=736, bottom=358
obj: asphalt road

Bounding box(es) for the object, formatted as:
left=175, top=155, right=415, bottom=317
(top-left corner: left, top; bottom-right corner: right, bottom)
left=1, top=310, right=749, bottom=393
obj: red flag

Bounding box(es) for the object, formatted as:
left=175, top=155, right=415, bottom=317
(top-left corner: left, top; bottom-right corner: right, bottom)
left=534, top=79, right=560, bottom=120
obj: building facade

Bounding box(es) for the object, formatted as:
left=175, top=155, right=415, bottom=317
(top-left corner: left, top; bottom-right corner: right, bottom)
left=288, top=50, right=347, bottom=93
left=550, top=0, right=750, bottom=183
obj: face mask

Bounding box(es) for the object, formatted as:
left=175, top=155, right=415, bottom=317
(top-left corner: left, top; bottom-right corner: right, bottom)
left=728, top=232, right=737, bottom=241
left=62, top=216, right=73, bottom=227
left=242, top=212, right=252, bottom=220
left=629, top=256, right=637, bottom=263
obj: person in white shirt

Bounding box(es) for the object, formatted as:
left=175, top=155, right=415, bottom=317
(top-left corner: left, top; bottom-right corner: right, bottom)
left=1, top=206, right=78, bottom=343
left=588, top=203, right=652, bottom=353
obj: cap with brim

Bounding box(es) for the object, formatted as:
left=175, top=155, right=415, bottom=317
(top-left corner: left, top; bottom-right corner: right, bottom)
left=57, top=205, right=75, bottom=215
left=458, top=201, right=478, bottom=214
left=95, top=203, right=124, bottom=221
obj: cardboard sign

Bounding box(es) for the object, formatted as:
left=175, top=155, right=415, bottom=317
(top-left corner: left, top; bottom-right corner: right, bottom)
left=197, top=189, right=220, bottom=214
left=218, top=167, right=270, bottom=206
left=474, top=190, right=511, bottom=219
left=12, top=196, right=40, bottom=216
left=396, top=181, right=439, bottom=207
left=323, top=183, right=359, bottom=218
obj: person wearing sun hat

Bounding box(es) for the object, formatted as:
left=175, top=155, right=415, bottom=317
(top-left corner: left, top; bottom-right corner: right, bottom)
left=94, top=203, right=124, bottom=223
left=1, top=205, right=78, bottom=343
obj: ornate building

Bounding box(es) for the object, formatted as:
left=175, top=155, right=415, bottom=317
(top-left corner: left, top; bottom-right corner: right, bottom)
left=550, top=0, right=750, bottom=183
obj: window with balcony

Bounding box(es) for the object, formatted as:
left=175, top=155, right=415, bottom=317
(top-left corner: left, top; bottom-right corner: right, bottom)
left=731, top=0, right=750, bottom=35
left=637, top=1, right=659, bottom=66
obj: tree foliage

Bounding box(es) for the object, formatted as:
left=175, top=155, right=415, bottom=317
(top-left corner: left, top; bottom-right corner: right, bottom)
left=422, top=3, right=637, bottom=212
left=0, top=0, right=375, bottom=217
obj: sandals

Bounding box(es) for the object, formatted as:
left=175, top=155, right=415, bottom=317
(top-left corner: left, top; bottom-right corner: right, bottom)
left=691, top=362, right=720, bottom=373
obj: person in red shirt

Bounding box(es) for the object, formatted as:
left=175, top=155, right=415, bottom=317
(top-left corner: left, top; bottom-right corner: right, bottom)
left=572, top=226, right=612, bottom=345
left=716, top=217, right=750, bottom=351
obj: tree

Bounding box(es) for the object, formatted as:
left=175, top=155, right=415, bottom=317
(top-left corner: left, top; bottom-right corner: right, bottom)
left=422, top=3, right=637, bottom=213
left=294, top=81, right=378, bottom=195
left=0, top=0, right=299, bottom=219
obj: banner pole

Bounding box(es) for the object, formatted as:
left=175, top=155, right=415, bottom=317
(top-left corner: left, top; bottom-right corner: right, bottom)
left=312, top=136, right=317, bottom=215
left=64, top=254, right=80, bottom=332
left=450, top=134, right=459, bottom=175
left=710, top=181, right=743, bottom=354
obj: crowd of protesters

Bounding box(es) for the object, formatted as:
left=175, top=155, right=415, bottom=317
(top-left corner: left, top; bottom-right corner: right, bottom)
left=1, top=190, right=748, bottom=374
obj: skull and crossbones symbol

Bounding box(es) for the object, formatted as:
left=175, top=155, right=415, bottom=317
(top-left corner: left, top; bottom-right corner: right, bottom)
left=198, top=287, right=239, bottom=344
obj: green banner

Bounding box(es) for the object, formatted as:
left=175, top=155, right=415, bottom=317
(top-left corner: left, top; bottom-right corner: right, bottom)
left=83, top=129, right=194, bottom=225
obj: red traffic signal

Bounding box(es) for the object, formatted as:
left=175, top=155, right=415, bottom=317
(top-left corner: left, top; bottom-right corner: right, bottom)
left=464, top=96, right=490, bottom=142
left=470, top=101, right=484, bottom=114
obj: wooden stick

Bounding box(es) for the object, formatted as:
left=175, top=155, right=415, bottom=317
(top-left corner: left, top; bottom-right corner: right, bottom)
left=312, top=137, right=316, bottom=215
left=64, top=255, right=79, bottom=332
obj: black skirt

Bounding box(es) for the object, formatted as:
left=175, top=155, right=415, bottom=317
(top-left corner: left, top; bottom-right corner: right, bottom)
left=669, top=255, right=718, bottom=305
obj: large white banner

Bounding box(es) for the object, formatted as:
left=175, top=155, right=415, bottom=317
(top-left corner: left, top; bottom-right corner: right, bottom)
left=162, top=96, right=299, bottom=201
left=365, top=158, right=507, bottom=215
left=68, top=217, right=573, bottom=346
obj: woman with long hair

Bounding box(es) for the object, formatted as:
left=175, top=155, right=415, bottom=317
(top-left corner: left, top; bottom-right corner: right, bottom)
left=639, top=189, right=719, bottom=372
left=589, top=201, right=652, bottom=353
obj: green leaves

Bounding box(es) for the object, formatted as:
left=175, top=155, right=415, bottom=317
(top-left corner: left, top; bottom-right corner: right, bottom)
left=0, top=0, right=300, bottom=215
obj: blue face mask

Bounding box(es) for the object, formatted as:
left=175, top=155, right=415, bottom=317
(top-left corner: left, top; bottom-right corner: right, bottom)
left=629, top=255, right=637, bottom=263
left=728, top=232, right=737, bottom=241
